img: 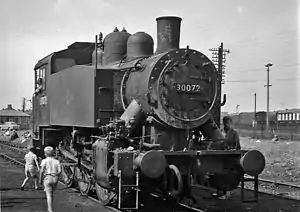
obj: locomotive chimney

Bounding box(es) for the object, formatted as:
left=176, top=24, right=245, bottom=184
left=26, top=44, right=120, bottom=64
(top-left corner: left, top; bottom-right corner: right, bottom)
left=155, top=16, right=182, bottom=54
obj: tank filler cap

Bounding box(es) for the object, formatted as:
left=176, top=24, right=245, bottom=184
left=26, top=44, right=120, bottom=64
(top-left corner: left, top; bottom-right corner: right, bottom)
left=240, top=150, right=266, bottom=176
left=113, top=27, right=119, bottom=32
left=121, top=27, right=127, bottom=33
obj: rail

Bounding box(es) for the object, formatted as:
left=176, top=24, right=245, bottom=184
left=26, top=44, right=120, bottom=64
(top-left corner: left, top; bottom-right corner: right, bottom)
left=243, top=175, right=300, bottom=201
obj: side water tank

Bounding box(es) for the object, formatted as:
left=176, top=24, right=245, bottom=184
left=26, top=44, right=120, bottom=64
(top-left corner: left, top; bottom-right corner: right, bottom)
left=103, top=28, right=131, bottom=65
left=127, top=32, right=154, bottom=59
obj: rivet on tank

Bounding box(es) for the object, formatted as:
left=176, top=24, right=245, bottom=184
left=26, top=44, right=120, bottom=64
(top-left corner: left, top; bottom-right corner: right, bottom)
left=103, top=27, right=131, bottom=65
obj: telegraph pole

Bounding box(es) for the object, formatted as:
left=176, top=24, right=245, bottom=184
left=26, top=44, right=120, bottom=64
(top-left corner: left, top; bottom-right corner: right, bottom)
left=209, top=42, right=230, bottom=84
left=21, top=97, right=26, bottom=112
left=254, top=93, right=257, bottom=124
left=254, top=93, right=257, bottom=137
left=209, top=43, right=230, bottom=126
left=264, top=63, right=273, bottom=131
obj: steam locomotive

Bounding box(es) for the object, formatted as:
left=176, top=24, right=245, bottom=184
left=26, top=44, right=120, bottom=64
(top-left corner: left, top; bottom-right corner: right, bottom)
left=32, top=16, right=265, bottom=209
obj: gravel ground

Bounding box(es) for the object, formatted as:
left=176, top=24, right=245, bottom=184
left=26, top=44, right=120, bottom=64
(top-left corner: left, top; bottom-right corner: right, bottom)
left=192, top=187, right=300, bottom=212
left=0, top=131, right=31, bottom=149
left=240, top=137, right=300, bottom=185
left=0, top=156, right=114, bottom=212
left=246, top=180, right=300, bottom=200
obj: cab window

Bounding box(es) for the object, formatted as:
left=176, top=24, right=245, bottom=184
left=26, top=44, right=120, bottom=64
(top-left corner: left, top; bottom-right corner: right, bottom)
left=35, top=67, right=46, bottom=91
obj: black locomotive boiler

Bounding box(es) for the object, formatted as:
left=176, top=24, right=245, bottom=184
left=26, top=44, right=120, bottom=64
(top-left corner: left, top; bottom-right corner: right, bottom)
left=32, top=16, right=266, bottom=209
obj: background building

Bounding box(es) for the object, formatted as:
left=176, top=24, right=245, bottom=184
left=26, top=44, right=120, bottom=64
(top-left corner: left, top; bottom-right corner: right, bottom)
left=227, top=108, right=300, bottom=140
left=0, top=104, right=31, bottom=130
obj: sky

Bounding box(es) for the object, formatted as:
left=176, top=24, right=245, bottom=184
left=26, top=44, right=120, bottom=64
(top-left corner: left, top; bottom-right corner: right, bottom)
left=0, top=0, right=299, bottom=113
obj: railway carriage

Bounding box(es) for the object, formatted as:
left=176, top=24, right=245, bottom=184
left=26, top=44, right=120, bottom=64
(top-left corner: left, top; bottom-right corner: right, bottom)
left=32, top=16, right=265, bottom=209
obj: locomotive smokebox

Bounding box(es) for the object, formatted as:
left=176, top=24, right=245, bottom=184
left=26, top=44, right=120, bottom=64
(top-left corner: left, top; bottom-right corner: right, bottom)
left=156, top=16, right=182, bottom=54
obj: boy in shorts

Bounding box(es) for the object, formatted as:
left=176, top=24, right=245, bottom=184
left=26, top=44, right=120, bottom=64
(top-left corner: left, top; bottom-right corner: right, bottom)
left=21, top=146, right=40, bottom=190
left=39, top=146, right=61, bottom=212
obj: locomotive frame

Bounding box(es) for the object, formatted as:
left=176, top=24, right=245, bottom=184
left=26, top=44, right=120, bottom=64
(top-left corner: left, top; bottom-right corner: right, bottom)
left=32, top=16, right=266, bottom=210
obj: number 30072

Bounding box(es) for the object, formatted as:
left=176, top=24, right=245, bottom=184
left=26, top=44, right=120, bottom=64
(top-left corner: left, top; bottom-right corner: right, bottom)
left=174, top=83, right=202, bottom=93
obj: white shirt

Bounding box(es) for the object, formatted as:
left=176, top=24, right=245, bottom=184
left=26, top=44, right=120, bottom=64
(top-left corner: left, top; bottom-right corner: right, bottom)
left=40, top=157, right=61, bottom=176
left=24, top=152, right=37, bottom=166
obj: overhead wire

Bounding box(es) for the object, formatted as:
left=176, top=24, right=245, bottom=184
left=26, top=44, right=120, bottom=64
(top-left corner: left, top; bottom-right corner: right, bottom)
left=225, top=78, right=300, bottom=83
left=227, top=63, right=300, bottom=74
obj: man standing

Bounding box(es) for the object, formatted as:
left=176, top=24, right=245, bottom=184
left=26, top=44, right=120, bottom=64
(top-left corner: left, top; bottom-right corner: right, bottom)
left=223, top=116, right=241, bottom=150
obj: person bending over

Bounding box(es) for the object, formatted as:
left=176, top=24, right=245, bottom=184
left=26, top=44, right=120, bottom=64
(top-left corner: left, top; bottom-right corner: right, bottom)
left=223, top=116, right=241, bottom=150
left=39, top=146, right=61, bottom=212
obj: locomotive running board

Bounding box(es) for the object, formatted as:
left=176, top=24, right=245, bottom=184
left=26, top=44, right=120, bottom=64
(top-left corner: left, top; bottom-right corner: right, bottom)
left=164, top=150, right=248, bottom=156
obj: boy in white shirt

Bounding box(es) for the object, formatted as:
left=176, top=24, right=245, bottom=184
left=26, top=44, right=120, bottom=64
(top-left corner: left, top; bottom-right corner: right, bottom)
left=21, top=146, right=40, bottom=190
left=39, top=146, right=61, bottom=212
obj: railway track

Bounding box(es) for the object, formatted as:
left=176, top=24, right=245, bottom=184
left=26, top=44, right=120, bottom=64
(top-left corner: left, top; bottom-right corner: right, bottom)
left=258, top=177, right=300, bottom=189
left=0, top=139, right=205, bottom=212
left=242, top=175, right=300, bottom=201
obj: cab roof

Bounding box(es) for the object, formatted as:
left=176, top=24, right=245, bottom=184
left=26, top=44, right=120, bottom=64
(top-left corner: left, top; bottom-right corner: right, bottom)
left=34, top=42, right=95, bottom=70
